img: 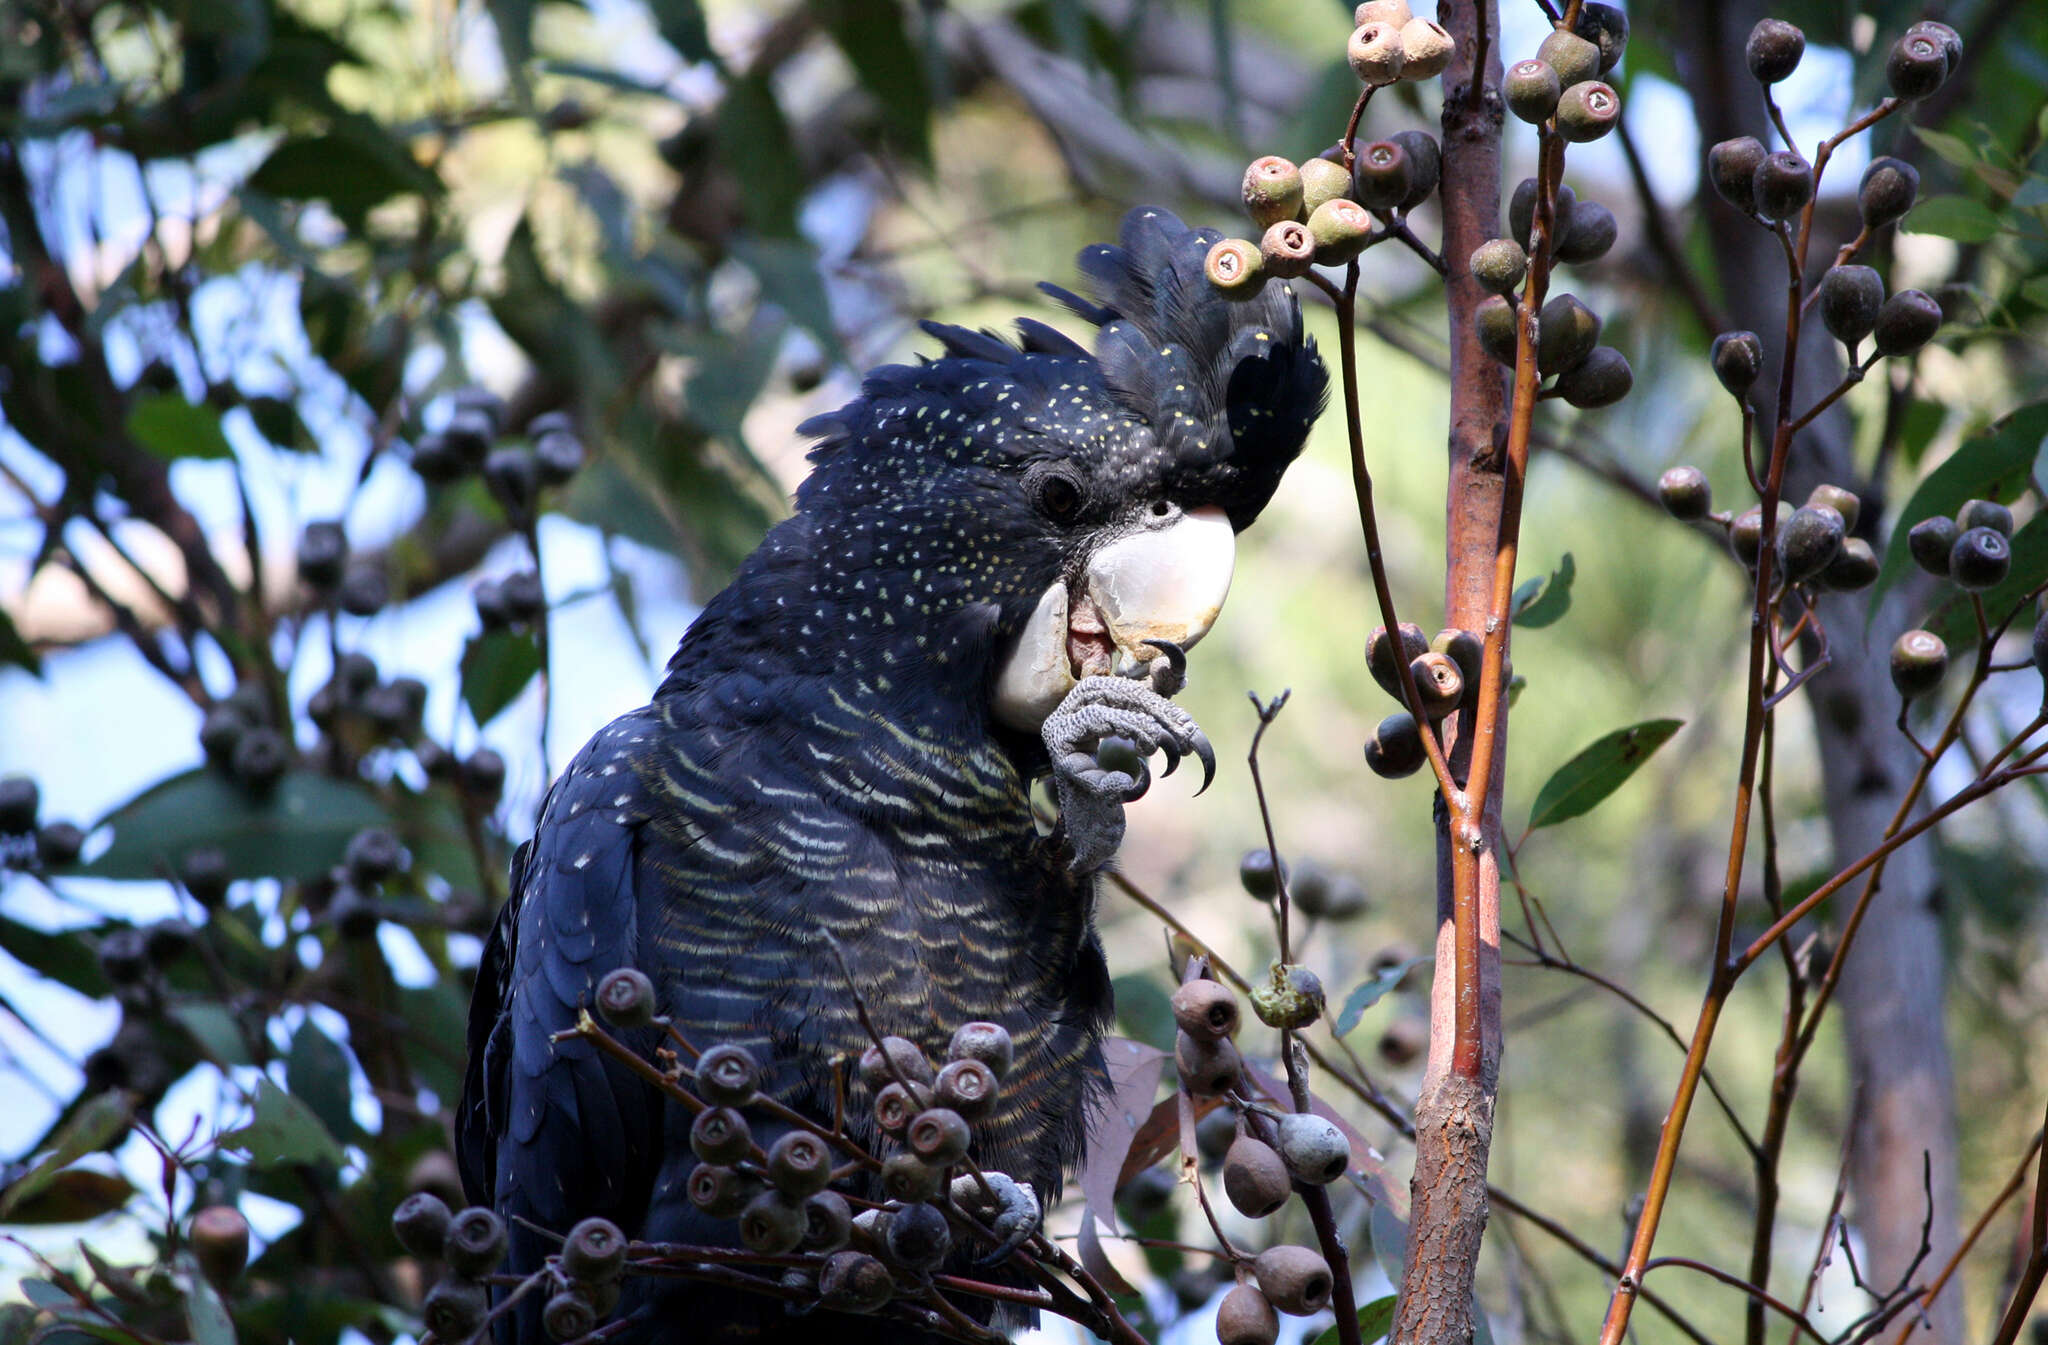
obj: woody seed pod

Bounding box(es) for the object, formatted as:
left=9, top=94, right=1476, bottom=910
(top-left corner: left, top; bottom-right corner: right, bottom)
left=1260, top=219, right=1317, bottom=280
left=1171, top=979, right=1242, bottom=1041
left=1217, top=1284, right=1280, bottom=1345
left=1537, top=29, right=1601, bottom=88
left=1204, top=238, right=1267, bottom=301
left=1505, top=58, right=1561, bottom=124
left=1253, top=1244, right=1335, bottom=1316
left=1242, top=156, right=1305, bottom=229
left=1175, top=1029, right=1243, bottom=1096
left=1348, top=22, right=1407, bottom=86
left=1890, top=630, right=1948, bottom=699
left=1221, top=1134, right=1291, bottom=1218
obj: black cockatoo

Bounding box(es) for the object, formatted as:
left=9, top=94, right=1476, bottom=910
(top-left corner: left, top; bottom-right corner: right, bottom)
left=457, top=206, right=1326, bottom=1342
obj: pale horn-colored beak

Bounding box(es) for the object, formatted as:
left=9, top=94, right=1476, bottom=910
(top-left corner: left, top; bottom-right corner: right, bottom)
left=991, top=506, right=1235, bottom=731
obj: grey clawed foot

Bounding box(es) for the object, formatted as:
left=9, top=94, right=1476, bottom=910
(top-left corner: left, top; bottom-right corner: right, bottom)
left=1042, top=675, right=1216, bottom=875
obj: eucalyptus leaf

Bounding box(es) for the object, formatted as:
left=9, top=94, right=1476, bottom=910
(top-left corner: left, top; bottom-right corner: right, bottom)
left=1511, top=553, right=1575, bottom=628
left=1525, top=719, right=1683, bottom=834
left=126, top=394, right=234, bottom=461
left=460, top=630, right=542, bottom=728
left=218, top=1078, right=344, bottom=1170
left=1335, top=956, right=1432, bottom=1037
left=1313, top=1294, right=1399, bottom=1345
left=84, top=769, right=388, bottom=882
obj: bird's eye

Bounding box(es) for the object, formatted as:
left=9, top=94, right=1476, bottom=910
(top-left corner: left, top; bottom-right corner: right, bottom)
left=1034, top=469, right=1084, bottom=523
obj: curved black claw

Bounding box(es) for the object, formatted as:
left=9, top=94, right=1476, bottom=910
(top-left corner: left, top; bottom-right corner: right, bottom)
left=1191, top=727, right=1216, bottom=795
left=1146, top=638, right=1187, bottom=681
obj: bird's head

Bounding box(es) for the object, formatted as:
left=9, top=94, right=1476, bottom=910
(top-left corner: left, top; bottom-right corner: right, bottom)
left=780, top=207, right=1327, bottom=729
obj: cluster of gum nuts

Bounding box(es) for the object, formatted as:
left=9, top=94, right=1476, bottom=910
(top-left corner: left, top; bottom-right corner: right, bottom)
left=392, top=1190, right=623, bottom=1343
left=1356, top=623, right=1485, bottom=779
left=1888, top=497, right=2043, bottom=705
left=1200, top=1, right=1453, bottom=302
left=1657, top=468, right=1881, bottom=595
left=1166, top=974, right=1356, bottom=1345
left=1466, top=4, right=1635, bottom=410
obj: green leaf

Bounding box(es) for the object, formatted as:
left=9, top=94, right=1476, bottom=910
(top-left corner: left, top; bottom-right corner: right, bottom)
left=1871, top=401, right=2048, bottom=606
left=2013, top=176, right=2048, bottom=210
left=730, top=237, right=845, bottom=365
left=2020, top=276, right=2048, bottom=310
left=1907, top=195, right=2003, bottom=243
left=1334, top=957, right=1432, bottom=1037
left=0, top=1168, right=134, bottom=1224
left=1313, top=1294, right=1399, bottom=1345
left=170, top=1003, right=254, bottom=1066
left=1927, top=513, right=2048, bottom=654
left=814, top=0, right=932, bottom=166
left=218, top=1078, right=344, bottom=1169
left=287, top=1019, right=359, bottom=1142
left=459, top=629, right=543, bottom=728
left=647, top=0, right=715, bottom=63
left=0, top=914, right=111, bottom=996
left=175, top=1251, right=238, bottom=1345
left=247, top=115, right=440, bottom=230
left=126, top=393, right=234, bottom=461
left=0, top=1092, right=134, bottom=1218
left=83, top=768, right=389, bottom=883
left=1525, top=719, right=1684, bottom=833
left=1911, top=125, right=1981, bottom=171
left=713, top=74, right=805, bottom=237
left=0, top=606, right=38, bottom=676
left=1111, top=972, right=1175, bottom=1048
left=1511, top=552, right=1575, bottom=628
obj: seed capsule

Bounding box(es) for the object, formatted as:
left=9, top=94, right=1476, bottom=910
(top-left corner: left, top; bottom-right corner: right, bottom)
left=802, top=1191, right=853, bottom=1252
left=231, top=726, right=289, bottom=793
left=1253, top=1243, right=1335, bottom=1316
left=1308, top=198, right=1374, bottom=265
left=1728, top=502, right=1791, bottom=569
left=1389, top=130, right=1442, bottom=209
left=1350, top=139, right=1414, bottom=211
left=1259, top=219, right=1317, bottom=280
left=424, top=1278, right=490, bottom=1341
left=884, top=1200, right=951, bottom=1270
left=1354, top=0, right=1410, bottom=23
left=1398, top=17, right=1455, bottom=80
left=767, top=1130, right=835, bottom=1197
left=1957, top=499, right=2013, bottom=538
left=391, top=1191, right=452, bottom=1260
left=1819, top=265, right=1885, bottom=349
left=1711, top=330, right=1764, bottom=396
left=191, top=1205, right=250, bottom=1284
left=1172, top=979, right=1242, bottom=1041
left=444, top=1206, right=508, bottom=1278
left=1379, top=1015, right=1428, bottom=1065
left=1366, top=623, right=1431, bottom=698
left=1298, top=157, right=1352, bottom=216
left=935, top=1057, right=999, bottom=1119
left=1175, top=1029, right=1243, bottom=1096
left=873, top=1081, right=925, bottom=1136
left=1238, top=847, right=1285, bottom=899
left=1509, top=178, right=1576, bottom=249
left=1469, top=239, right=1528, bottom=296
left=1537, top=28, right=1601, bottom=88
left=1196, top=1105, right=1239, bottom=1163
left=1890, top=630, right=1948, bottom=700
left=860, top=1036, right=934, bottom=1090
left=562, top=1216, right=628, bottom=1284
left=1431, top=629, right=1484, bottom=695
left=1204, top=238, right=1268, bottom=301
left=686, top=1163, right=755, bottom=1218
left=1859, top=157, right=1920, bottom=230
left=1707, top=137, right=1769, bottom=214
left=1408, top=650, right=1465, bottom=719
left=1555, top=81, right=1620, bottom=142
left=1366, top=711, right=1426, bottom=779
left=1556, top=201, right=1617, bottom=265
left=1117, top=1164, right=1177, bottom=1220
left=819, top=1250, right=893, bottom=1312
left=1505, top=58, right=1560, bottom=124
left=695, top=1043, right=762, bottom=1106
left=1908, top=516, right=1959, bottom=576
left=1745, top=18, right=1805, bottom=84
left=1951, top=526, right=2011, bottom=591
left=1250, top=963, right=1326, bottom=1030
left=534, top=425, right=585, bottom=485
left=2032, top=609, right=2048, bottom=678
left=297, top=521, right=347, bottom=589
left=907, top=1107, right=972, bottom=1166
left=1348, top=21, right=1407, bottom=85
left=946, top=1021, right=1013, bottom=1078
left=690, top=1107, right=754, bottom=1165
left=1753, top=151, right=1815, bottom=222
left=1242, top=156, right=1304, bottom=229
left=1821, top=537, right=1880, bottom=591
left=1873, top=290, right=1941, bottom=357
left=1906, top=20, right=1962, bottom=72
left=1555, top=346, right=1633, bottom=408
left=596, top=967, right=658, bottom=1028
left=739, top=1190, right=806, bottom=1254
left=1777, top=505, right=1847, bottom=583
left=880, top=1151, right=944, bottom=1203
left=1658, top=467, right=1711, bottom=521
left=1572, top=3, right=1629, bottom=72
left=543, top=1289, right=596, bottom=1342
left=1221, top=1135, right=1291, bottom=1218
left=1537, top=293, right=1601, bottom=377
left=1276, top=1112, right=1351, bottom=1185
left=1886, top=29, right=1949, bottom=100
left=1217, top=1284, right=1280, bottom=1345
left=98, top=929, right=147, bottom=986
left=1475, top=294, right=1520, bottom=367
left=1808, top=484, right=1862, bottom=533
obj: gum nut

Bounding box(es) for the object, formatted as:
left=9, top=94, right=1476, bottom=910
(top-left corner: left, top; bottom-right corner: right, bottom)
left=873, top=1081, right=924, bottom=1136
left=1366, top=711, right=1426, bottom=778
left=423, top=1279, right=489, bottom=1341
left=1859, top=157, right=1920, bottom=229
left=1350, top=138, right=1414, bottom=211
left=1408, top=650, right=1464, bottom=718
left=483, top=445, right=539, bottom=515
left=1505, top=58, right=1560, bottom=124
left=1367, top=621, right=1431, bottom=697
left=1906, top=20, right=1962, bottom=71
left=542, top=1290, right=595, bottom=1343
left=409, top=433, right=465, bottom=483
left=1470, top=238, right=1529, bottom=295
left=191, top=1205, right=250, bottom=1283
left=1950, top=525, right=2011, bottom=591
left=1807, top=483, right=1862, bottom=533
left=767, top=1130, right=835, bottom=1197
left=1378, top=1015, right=1428, bottom=1065
left=1957, top=498, right=2013, bottom=538
left=1711, top=330, right=1764, bottom=395
left=1886, top=29, right=1949, bottom=100
left=819, top=1250, right=893, bottom=1312
left=1253, top=1244, right=1336, bottom=1316
left=1752, top=151, right=1814, bottom=222
left=1745, top=18, right=1805, bottom=84
left=444, top=1206, right=508, bottom=1278
left=1259, top=219, right=1317, bottom=280
left=296, top=521, right=347, bottom=589
left=1728, top=502, right=1791, bottom=568
left=1475, top=293, right=1520, bottom=367
left=534, top=428, right=585, bottom=485
left=1555, top=346, right=1633, bottom=408
left=230, top=727, right=290, bottom=793
left=1390, top=129, right=1442, bottom=208
left=1217, top=1284, right=1280, bottom=1345
left=907, top=1107, right=972, bottom=1166
left=880, top=1151, right=944, bottom=1203
left=1819, top=265, right=1885, bottom=347
left=338, top=565, right=387, bottom=616
left=1556, top=201, right=1618, bottom=264
left=690, top=1106, right=754, bottom=1165
left=687, top=1163, right=755, bottom=1218
left=1220, top=1134, right=1290, bottom=1218
left=2033, top=608, right=2048, bottom=675
left=1196, top=1105, right=1239, bottom=1162
left=802, top=1191, right=853, bottom=1252
left=859, top=1035, right=934, bottom=1089
left=1537, top=28, right=1601, bottom=88
left=1432, top=628, right=1484, bottom=690
left=934, top=1056, right=999, bottom=1120
left=1354, top=0, right=1411, bottom=25
left=1398, top=16, right=1455, bottom=80
left=597, top=966, right=658, bottom=1027
left=1890, top=629, right=1948, bottom=699
left=35, top=822, right=85, bottom=868
left=1909, top=516, right=1959, bottom=576
left=1509, top=179, right=1576, bottom=250
left=345, top=827, right=404, bottom=883
left=180, top=847, right=231, bottom=906
left=1348, top=21, right=1407, bottom=86
left=1175, top=1029, right=1243, bottom=1096
left=883, top=1201, right=951, bottom=1271
left=947, top=1020, right=1014, bottom=1077
left=1238, top=847, right=1286, bottom=899
left=562, top=1216, right=628, bottom=1283
left=1242, top=155, right=1305, bottom=229
left=1296, top=867, right=1367, bottom=919
left=1658, top=467, right=1711, bottom=521
left=1250, top=962, right=1325, bottom=1030
left=1873, top=290, right=1941, bottom=357
left=695, top=1043, right=762, bottom=1106
left=1776, top=504, right=1847, bottom=582
left=443, top=406, right=495, bottom=464
left=1172, top=978, right=1242, bottom=1041
left=1308, top=198, right=1374, bottom=265
left=1707, top=137, right=1769, bottom=213
left=1555, top=80, right=1621, bottom=142
left=738, top=1190, right=806, bottom=1254
left=1820, top=537, right=1880, bottom=591
left=1298, top=156, right=1353, bottom=215
left=1204, top=237, right=1267, bottom=300
left=391, top=1191, right=452, bottom=1260
left=1276, top=1112, right=1351, bottom=1185
left=1572, top=2, right=1629, bottom=72
left=1537, top=292, right=1601, bottom=377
